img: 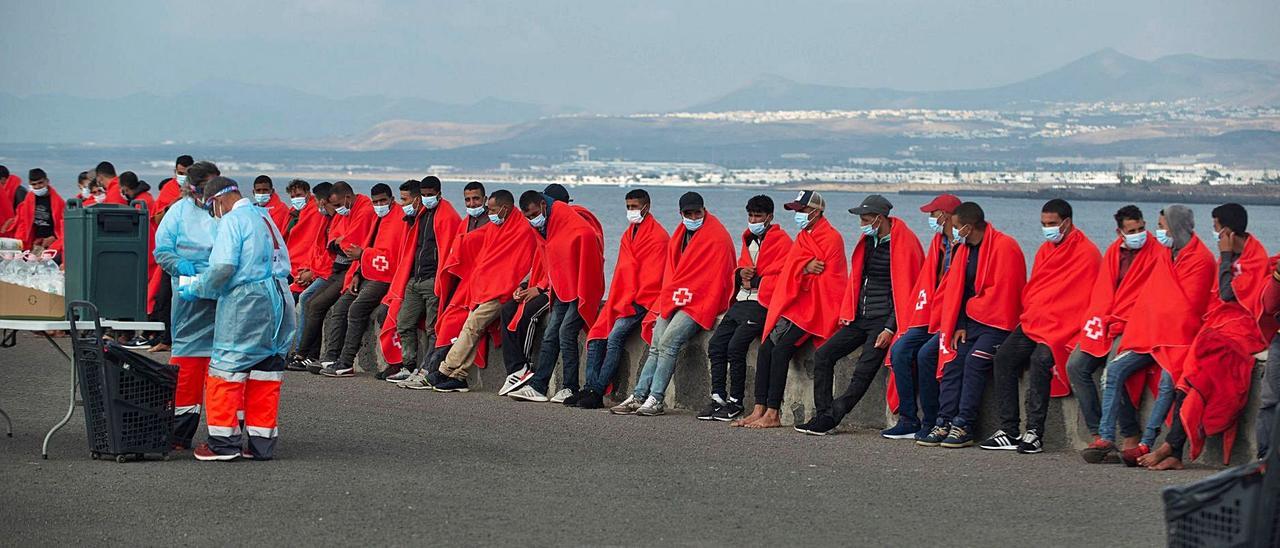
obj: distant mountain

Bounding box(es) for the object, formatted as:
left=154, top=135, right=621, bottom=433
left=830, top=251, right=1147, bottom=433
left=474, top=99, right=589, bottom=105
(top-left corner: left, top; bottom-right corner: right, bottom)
left=689, top=49, right=1280, bottom=111
left=0, top=81, right=577, bottom=144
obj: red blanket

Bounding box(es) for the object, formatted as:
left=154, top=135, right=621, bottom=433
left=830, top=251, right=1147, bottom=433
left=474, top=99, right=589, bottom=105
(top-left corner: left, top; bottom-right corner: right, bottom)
left=933, top=225, right=1026, bottom=374
left=342, top=214, right=407, bottom=290
left=1077, top=235, right=1166, bottom=357
left=469, top=216, right=537, bottom=306
left=285, top=198, right=326, bottom=282
left=737, top=224, right=792, bottom=308
left=154, top=179, right=181, bottom=216
left=376, top=200, right=464, bottom=366
left=906, top=234, right=949, bottom=329
left=648, top=212, right=737, bottom=334
left=571, top=204, right=604, bottom=247
left=0, top=174, right=21, bottom=238
left=1019, top=228, right=1102, bottom=397
left=534, top=201, right=606, bottom=328
left=103, top=177, right=127, bottom=205
left=587, top=214, right=669, bottom=343
left=763, top=216, right=848, bottom=343
left=14, top=186, right=66, bottom=253
left=260, top=194, right=292, bottom=235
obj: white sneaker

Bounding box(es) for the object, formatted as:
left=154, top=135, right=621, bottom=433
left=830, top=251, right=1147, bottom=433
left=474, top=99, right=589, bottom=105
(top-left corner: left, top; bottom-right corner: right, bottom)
left=610, top=395, right=644, bottom=415
left=636, top=395, right=665, bottom=416
left=507, top=385, right=548, bottom=402
left=549, top=388, right=575, bottom=404
left=499, top=366, right=533, bottom=396
left=384, top=368, right=413, bottom=383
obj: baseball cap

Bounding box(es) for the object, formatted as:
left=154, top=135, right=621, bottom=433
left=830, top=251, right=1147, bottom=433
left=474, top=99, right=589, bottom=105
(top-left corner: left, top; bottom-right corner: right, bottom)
left=678, top=192, right=705, bottom=212
left=919, top=194, right=961, bottom=214
left=849, top=194, right=893, bottom=216
left=783, top=190, right=826, bottom=212
left=543, top=183, right=572, bottom=203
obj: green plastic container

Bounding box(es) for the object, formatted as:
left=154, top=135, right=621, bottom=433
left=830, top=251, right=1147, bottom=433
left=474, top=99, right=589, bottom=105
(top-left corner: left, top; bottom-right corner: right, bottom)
left=63, top=199, right=149, bottom=321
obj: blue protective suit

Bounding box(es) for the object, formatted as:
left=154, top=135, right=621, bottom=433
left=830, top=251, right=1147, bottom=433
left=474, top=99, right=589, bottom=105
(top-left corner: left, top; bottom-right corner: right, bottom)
left=189, top=198, right=297, bottom=372
left=153, top=196, right=219, bottom=357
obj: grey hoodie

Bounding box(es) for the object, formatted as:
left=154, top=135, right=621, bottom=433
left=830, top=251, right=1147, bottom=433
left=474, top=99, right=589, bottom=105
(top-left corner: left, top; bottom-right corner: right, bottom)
left=1163, top=204, right=1195, bottom=256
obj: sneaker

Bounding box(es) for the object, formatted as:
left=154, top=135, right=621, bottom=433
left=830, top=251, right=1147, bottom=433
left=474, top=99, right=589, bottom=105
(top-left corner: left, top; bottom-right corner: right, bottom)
left=575, top=390, right=604, bottom=409
left=508, top=385, right=549, bottom=402
left=498, top=365, right=532, bottom=396
left=793, top=418, right=817, bottom=434
left=320, top=363, right=354, bottom=377
left=398, top=369, right=436, bottom=390
left=1017, top=430, right=1044, bottom=454
left=374, top=365, right=400, bottom=381
left=977, top=429, right=1021, bottom=451
left=940, top=424, right=974, bottom=448
left=562, top=390, right=585, bottom=407
left=880, top=418, right=922, bottom=440
left=121, top=335, right=152, bottom=349
left=610, top=395, right=644, bottom=415
left=712, top=401, right=744, bottom=422
left=304, top=359, right=323, bottom=375
left=1081, top=438, right=1117, bottom=464
left=549, top=388, right=576, bottom=404
left=697, top=401, right=723, bottom=421
left=917, top=424, right=951, bottom=447
left=384, top=368, right=413, bottom=383
left=432, top=377, right=470, bottom=393
left=193, top=443, right=239, bottom=462
left=798, top=415, right=837, bottom=436
left=285, top=355, right=309, bottom=371
left=636, top=395, right=665, bottom=416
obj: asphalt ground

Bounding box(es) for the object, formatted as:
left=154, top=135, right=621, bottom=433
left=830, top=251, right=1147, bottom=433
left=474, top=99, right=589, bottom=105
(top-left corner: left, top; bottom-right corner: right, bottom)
left=0, top=333, right=1213, bottom=546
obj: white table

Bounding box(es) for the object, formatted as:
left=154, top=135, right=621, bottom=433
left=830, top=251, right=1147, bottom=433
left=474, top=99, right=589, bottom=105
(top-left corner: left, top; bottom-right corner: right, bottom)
left=0, top=318, right=164, bottom=458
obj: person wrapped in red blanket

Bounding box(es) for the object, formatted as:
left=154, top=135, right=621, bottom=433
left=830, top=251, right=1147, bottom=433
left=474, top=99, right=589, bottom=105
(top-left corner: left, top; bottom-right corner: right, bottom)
left=13, top=169, right=64, bottom=255
left=983, top=199, right=1101, bottom=453
left=251, top=175, right=292, bottom=235
left=295, top=182, right=377, bottom=366
left=922, top=202, right=1026, bottom=448
left=0, top=166, right=23, bottom=238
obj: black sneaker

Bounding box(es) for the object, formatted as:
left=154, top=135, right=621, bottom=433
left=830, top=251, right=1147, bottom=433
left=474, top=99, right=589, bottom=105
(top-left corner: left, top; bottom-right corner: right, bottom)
left=563, top=390, right=585, bottom=407
left=304, top=359, right=323, bottom=375
left=940, top=424, right=975, bottom=448
left=697, top=400, right=723, bottom=421
left=285, top=356, right=309, bottom=371
left=320, top=363, right=354, bottom=378
left=576, top=390, right=604, bottom=409
left=917, top=424, right=951, bottom=447
left=121, top=335, right=152, bottom=349
left=1017, top=430, right=1043, bottom=454
left=798, top=415, right=837, bottom=436
left=432, top=377, right=470, bottom=393
left=712, top=401, right=744, bottom=422
left=374, top=365, right=400, bottom=381
left=978, top=429, right=1020, bottom=451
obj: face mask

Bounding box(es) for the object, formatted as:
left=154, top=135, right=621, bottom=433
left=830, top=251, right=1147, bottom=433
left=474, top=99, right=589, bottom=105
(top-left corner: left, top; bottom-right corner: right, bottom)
left=859, top=218, right=879, bottom=238
left=467, top=206, right=486, bottom=218
left=794, top=211, right=811, bottom=230
left=488, top=213, right=504, bottom=226
left=1213, top=229, right=1224, bottom=243
left=1156, top=229, right=1173, bottom=248
left=927, top=216, right=943, bottom=234
left=253, top=193, right=271, bottom=205
left=31, top=187, right=49, bottom=197
left=422, top=195, right=440, bottom=209
left=92, top=192, right=106, bottom=203
left=626, top=209, right=644, bottom=224
left=318, top=202, right=330, bottom=216
left=373, top=204, right=391, bottom=218
left=951, top=225, right=965, bottom=244
left=1042, top=224, right=1063, bottom=244
left=683, top=217, right=704, bottom=231
left=335, top=205, right=351, bottom=216
left=1123, top=231, right=1147, bottom=249
left=402, top=203, right=416, bottom=217
left=528, top=213, right=546, bottom=229
left=290, top=196, right=307, bottom=209
left=747, top=221, right=767, bottom=236
left=80, top=188, right=92, bottom=199
left=176, top=174, right=188, bottom=186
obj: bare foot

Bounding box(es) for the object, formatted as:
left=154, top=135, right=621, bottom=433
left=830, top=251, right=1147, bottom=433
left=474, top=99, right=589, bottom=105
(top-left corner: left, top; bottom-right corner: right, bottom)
left=745, top=409, right=782, bottom=429
left=1138, top=443, right=1173, bottom=468
left=731, top=405, right=767, bottom=428
left=1148, top=456, right=1184, bottom=471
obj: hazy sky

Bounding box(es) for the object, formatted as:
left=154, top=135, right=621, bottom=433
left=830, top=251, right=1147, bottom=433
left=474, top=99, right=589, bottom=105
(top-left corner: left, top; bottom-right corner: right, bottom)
left=3, top=0, right=1278, bottom=112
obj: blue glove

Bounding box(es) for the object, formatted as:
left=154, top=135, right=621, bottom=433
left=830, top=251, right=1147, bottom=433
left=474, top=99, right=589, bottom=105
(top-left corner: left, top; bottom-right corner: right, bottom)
left=177, top=259, right=197, bottom=277
left=178, top=283, right=199, bottom=302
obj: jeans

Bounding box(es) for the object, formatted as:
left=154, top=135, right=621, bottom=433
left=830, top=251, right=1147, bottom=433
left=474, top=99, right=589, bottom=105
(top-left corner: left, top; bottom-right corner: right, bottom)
left=583, top=311, right=645, bottom=394
left=706, top=301, right=766, bottom=402
left=992, top=326, right=1056, bottom=435
left=1066, top=345, right=1138, bottom=437
left=321, top=279, right=390, bottom=366
left=1142, top=370, right=1177, bottom=448
left=889, top=326, right=939, bottom=426
left=812, top=316, right=890, bottom=423
left=1256, top=335, right=1280, bottom=458
left=937, top=318, right=1010, bottom=428
left=501, top=293, right=550, bottom=375
left=632, top=311, right=702, bottom=401
left=754, top=318, right=809, bottom=410
left=530, top=299, right=585, bottom=394
left=1098, top=351, right=1155, bottom=442
left=396, top=277, right=439, bottom=369
left=294, top=276, right=329, bottom=351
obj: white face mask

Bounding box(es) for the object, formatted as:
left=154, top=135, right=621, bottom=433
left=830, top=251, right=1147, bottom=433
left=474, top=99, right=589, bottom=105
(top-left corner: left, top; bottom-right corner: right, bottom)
left=488, top=213, right=503, bottom=225
left=683, top=216, right=704, bottom=231
left=927, top=216, right=943, bottom=234
left=528, top=213, right=546, bottom=229
left=747, top=221, right=767, bottom=236
left=253, top=192, right=271, bottom=205
left=626, top=209, right=644, bottom=224
left=422, top=195, right=440, bottom=209
left=176, top=174, right=188, bottom=185
left=80, top=188, right=93, bottom=199
left=1156, top=229, right=1173, bottom=248
left=402, top=203, right=416, bottom=217
left=92, top=192, right=106, bottom=202
left=467, top=206, right=486, bottom=218
left=373, top=204, right=391, bottom=218
left=1123, top=231, right=1147, bottom=249
left=1042, top=224, right=1063, bottom=244
left=31, top=186, right=49, bottom=197
left=290, top=196, right=307, bottom=209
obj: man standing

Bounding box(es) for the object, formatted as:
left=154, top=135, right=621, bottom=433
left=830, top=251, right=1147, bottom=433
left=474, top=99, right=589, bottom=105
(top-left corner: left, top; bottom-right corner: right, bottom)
left=736, top=190, right=848, bottom=429
left=700, top=195, right=791, bottom=421
left=920, top=202, right=1026, bottom=448
left=981, top=199, right=1101, bottom=453
left=180, top=176, right=295, bottom=461
left=793, top=195, right=922, bottom=436
left=94, top=161, right=127, bottom=205
left=252, top=175, right=292, bottom=234
left=0, top=165, right=26, bottom=238
left=611, top=192, right=736, bottom=417
left=13, top=169, right=64, bottom=256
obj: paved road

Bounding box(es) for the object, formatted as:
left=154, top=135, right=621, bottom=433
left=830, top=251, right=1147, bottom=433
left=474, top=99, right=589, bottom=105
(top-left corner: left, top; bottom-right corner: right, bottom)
left=1, top=334, right=1210, bottom=546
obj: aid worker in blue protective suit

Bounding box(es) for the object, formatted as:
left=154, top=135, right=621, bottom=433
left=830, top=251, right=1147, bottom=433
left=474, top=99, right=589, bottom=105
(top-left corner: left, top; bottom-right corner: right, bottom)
left=179, top=176, right=296, bottom=461
left=152, top=161, right=220, bottom=449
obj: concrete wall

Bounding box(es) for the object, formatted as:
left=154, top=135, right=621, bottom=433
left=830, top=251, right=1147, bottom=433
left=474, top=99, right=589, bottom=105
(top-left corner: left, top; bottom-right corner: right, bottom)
left=349, top=315, right=1266, bottom=467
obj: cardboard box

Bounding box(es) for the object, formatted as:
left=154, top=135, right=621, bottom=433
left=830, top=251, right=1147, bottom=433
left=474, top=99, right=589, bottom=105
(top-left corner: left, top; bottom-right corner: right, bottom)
left=0, top=280, right=65, bottom=319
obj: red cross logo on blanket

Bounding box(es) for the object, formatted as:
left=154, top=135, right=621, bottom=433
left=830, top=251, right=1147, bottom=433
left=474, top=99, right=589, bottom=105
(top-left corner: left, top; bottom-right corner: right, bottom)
left=914, top=290, right=928, bottom=311
left=939, top=335, right=951, bottom=355
left=371, top=256, right=390, bottom=272
left=673, top=287, right=694, bottom=306
left=1084, top=316, right=1104, bottom=340
left=391, top=332, right=402, bottom=349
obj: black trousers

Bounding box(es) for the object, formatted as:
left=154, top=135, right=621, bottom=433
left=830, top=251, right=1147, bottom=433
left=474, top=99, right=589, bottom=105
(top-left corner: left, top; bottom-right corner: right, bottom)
left=321, top=279, right=391, bottom=366
left=812, top=316, right=890, bottom=423
left=992, top=326, right=1056, bottom=435
left=706, top=301, right=766, bottom=402
left=151, top=272, right=173, bottom=345
left=298, top=263, right=349, bottom=360
left=754, top=319, right=809, bottom=410
left=1166, top=390, right=1188, bottom=459
left=500, top=293, right=550, bottom=375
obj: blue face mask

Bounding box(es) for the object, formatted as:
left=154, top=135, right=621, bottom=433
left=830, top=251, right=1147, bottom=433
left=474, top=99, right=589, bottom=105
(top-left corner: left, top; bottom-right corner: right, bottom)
left=927, top=216, right=943, bottom=234
left=402, top=203, right=416, bottom=217
left=489, top=213, right=504, bottom=226
left=1156, top=229, right=1173, bottom=248
left=253, top=193, right=271, bottom=205
left=318, top=202, right=330, bottom=216
left=794, top=211, right=811, bottom=230
left=335, top=205, right=351, bottom=216
left=747, top=221, right=767, bottom=236
left=1123, top=231, right=1147, bottom=249
left=1042, top=224, right=1063, bottom=244
left=290, top=196, right=307, bottom=209
left=859, top=218, right=879, bottom=238
left=467, top=206, right=486, bottom=218
left=176, top=174, right=188, bottom=186
left=373, top=204, right=391, bottom=218
left=683, top=217, right=704, bottom=231
left=422, top=195, right=440, bottom=209
left=528, top=213, right=546, bottom=229
left=1212, top=228, right=1225, bottom=244
left=951, top=225, right=965, bottom=244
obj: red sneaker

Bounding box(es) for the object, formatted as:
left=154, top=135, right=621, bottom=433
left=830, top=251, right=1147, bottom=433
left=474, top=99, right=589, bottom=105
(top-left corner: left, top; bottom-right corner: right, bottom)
left=1121, top=444, right=1150, bottom=467
left=1081, top=438, right=1117, bottom=464
left=193, top=443, right=239, bottom=462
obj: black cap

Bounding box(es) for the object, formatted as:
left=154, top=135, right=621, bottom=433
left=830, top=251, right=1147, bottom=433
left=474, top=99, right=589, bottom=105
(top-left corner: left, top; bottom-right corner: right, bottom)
left=679, top=192, right=705, bottom=212
left=849, top=194, right=893, bottom=216
left=544, top=183, right=572, bottom=203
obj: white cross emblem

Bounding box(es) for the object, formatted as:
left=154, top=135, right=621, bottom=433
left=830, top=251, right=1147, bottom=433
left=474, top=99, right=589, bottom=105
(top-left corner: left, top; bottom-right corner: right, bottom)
left=673, top=287, right=694, bottom=306
left=391, top=332, right=402, bottom=349
left=939, top=335, right=950, bottom=355
left=1084, top=316, right=1104, bottom=340
left=914, top=290, right=928, bottom=311
left=371, top=255, right=390, bottom=272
